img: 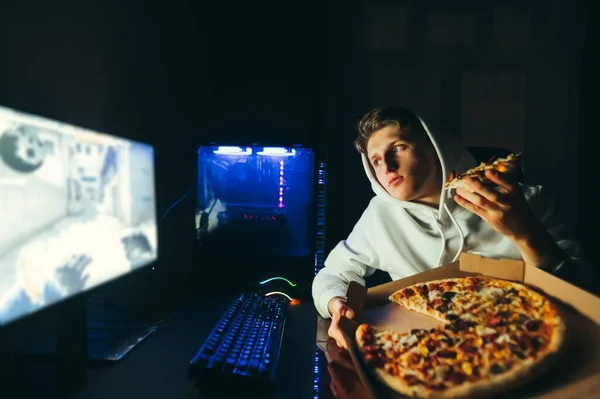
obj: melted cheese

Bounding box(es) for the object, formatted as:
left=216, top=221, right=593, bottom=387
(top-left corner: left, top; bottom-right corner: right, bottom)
left=428, top=290, right=442, bottom=302
left=479, top=286, right=505, bottom=299
left=407, top=334, right=419, bottom=346
left=460, top=313, right=479, bottom=323
left=476, top=326, right=497, bottom=336
left=461, top=362, right=473, bottom=376
left=435, top=366, right=447, bottom=381
left=495, top=333, right=511, bottom=345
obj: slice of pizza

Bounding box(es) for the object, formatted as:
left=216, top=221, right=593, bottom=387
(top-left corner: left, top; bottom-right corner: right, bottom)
left=444, top=153, right=522, bottom=191
left=389, top=277, right=482, bottom=325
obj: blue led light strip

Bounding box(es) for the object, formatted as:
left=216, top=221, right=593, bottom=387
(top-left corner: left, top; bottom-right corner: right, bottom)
left=314, top=160, right=327, bottom=276
left=313, top=348, right=321, bottom=399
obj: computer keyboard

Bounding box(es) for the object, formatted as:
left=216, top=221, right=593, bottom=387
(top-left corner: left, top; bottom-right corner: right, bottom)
left=189, top=292, right=288, bottom=386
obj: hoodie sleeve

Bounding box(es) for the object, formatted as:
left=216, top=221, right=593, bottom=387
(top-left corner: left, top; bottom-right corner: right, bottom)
left=527, top=185, right=600, bottom=294
left=312, top=200, right=380, bottom=319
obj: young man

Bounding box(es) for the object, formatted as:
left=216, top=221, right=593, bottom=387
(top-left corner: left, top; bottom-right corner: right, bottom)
left=312, top=106, right=596, bottom=348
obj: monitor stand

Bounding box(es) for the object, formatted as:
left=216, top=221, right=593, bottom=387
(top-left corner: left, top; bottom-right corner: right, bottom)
left=22, top=296, right=156, bottom=396
left=56, top=296, right=88, bottom=396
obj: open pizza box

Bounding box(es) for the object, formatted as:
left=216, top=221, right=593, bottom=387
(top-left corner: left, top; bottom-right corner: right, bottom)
left=337, top=253, right=600, bottom=399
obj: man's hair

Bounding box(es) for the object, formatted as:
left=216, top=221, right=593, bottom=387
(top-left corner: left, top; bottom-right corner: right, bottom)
left=355, top=106, right=426, bottom=154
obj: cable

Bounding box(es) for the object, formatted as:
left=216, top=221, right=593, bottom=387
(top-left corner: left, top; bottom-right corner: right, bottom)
left=88, top=187, right=193, bottom=310
left=159, top=188, right=192, bottom=224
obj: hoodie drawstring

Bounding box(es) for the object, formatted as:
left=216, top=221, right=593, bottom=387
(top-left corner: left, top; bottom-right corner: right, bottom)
left=432, top=204, right=465, bottom=266
left=445, top=203, right=465, bottom=262
left=432, top=214, right=446, bottom=267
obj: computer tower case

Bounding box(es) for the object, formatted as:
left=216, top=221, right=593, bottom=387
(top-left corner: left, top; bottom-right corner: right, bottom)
left=194, top=144, right=326, bottom=296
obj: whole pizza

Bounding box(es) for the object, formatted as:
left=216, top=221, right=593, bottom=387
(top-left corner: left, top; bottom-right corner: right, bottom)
left=355, top=276, right=566, bottom=399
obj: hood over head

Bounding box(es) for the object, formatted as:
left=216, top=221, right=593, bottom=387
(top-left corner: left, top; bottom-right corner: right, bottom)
left=360, top=108, right=476, bottom=220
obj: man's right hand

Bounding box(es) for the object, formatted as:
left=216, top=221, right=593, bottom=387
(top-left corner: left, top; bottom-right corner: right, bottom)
left=327, top=297, right=355, bottom=349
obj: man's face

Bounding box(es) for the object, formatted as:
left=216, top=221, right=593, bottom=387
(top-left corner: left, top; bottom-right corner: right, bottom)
left=366, top=125, right=441, bottom=206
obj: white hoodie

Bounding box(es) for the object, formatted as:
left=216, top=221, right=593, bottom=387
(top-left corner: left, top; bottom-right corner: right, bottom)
left=312, top=111, right=591, bottom=319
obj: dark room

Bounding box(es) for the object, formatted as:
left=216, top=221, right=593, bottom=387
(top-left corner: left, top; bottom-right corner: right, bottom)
left=1, top=0, right=599, bottom=398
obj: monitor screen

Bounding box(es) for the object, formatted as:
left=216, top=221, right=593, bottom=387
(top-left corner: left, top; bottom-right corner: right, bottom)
left=0, top=105, right=158, bottom=326
left=195, top=145, right=316, bottom=265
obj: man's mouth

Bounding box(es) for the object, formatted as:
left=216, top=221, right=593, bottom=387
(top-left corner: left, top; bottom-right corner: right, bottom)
left=388, top=176, right=403, bottom=186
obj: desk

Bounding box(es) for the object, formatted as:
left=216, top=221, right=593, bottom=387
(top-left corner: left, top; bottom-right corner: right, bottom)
left=1, top=297, right=349, bottom=399
left=73, top=299, right=319, bottom=399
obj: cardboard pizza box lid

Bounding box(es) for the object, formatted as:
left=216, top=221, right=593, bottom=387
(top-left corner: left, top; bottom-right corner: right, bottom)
left=338, top=253, right=600, bottom=399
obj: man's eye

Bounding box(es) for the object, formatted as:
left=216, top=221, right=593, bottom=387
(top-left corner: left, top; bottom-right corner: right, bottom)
left=393, top=145, right=406, bottom=153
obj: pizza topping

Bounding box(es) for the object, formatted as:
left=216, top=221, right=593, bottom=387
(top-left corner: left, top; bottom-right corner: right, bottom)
left=476, top=326, right=497, bottom=336
left=429, top=382, right=446, bottom=391
left=418, top=341, right=430, bottom=356
left=432, top=299, right=444, bottom=307
left=495, top=333, right=511, bottom=345
left=460, top=313, right=479, bottom=323
left=479, top=286, right=505, bottom=299
left=442, top=291, right=457, bottom=300
left=428, top=290, right=441, bottom=302
left=490, top=364, right=505, bottom=375
left=525, top=320, right=542, bottom=331
left=531, top=336, right=545, bottom=352
left=459, top=337, right=482, bottom=353
left=437, top=305, right=449, bottom=313
left=404, top=334, right=419, bottom=347
left=403, top=374, right=424, bottom=386
left=487, top=315, right=503, bottom=327
left=364, top=353, right=384, bottom=367
left=452, top=318, right=477, bottom=331
left=446, top=313, right=459, bottom=321
left=416, top=284, right=429, bottom=297
left=444, top=371, right=466, bottom=385
left=447, top=171, right=456, bottom=182
left=461, top=362, right=473, bottom=376
left=483, top=333, right=499, bottom=344
left=436, top=350, right=458, bottom=359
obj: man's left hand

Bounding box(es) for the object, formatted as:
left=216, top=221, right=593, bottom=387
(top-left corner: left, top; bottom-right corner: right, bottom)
left=454, top=170, right=540, bottom=242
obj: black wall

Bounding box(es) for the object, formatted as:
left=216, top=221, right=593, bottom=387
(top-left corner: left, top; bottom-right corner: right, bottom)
left=0, top=0, right=597, bottom=326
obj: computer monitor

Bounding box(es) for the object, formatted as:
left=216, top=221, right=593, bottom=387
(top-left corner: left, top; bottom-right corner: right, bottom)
left=194, top=144, right=326, bottom=291
left=0, top=105, right=158, bottom=327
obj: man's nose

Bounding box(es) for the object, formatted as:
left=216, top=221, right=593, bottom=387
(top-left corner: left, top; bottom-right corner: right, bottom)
left=384, top=159, right=398, bottom=172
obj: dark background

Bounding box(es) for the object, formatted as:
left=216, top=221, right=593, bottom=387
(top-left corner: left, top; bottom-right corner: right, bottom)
left=0, top=0, right=599, bottom=394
